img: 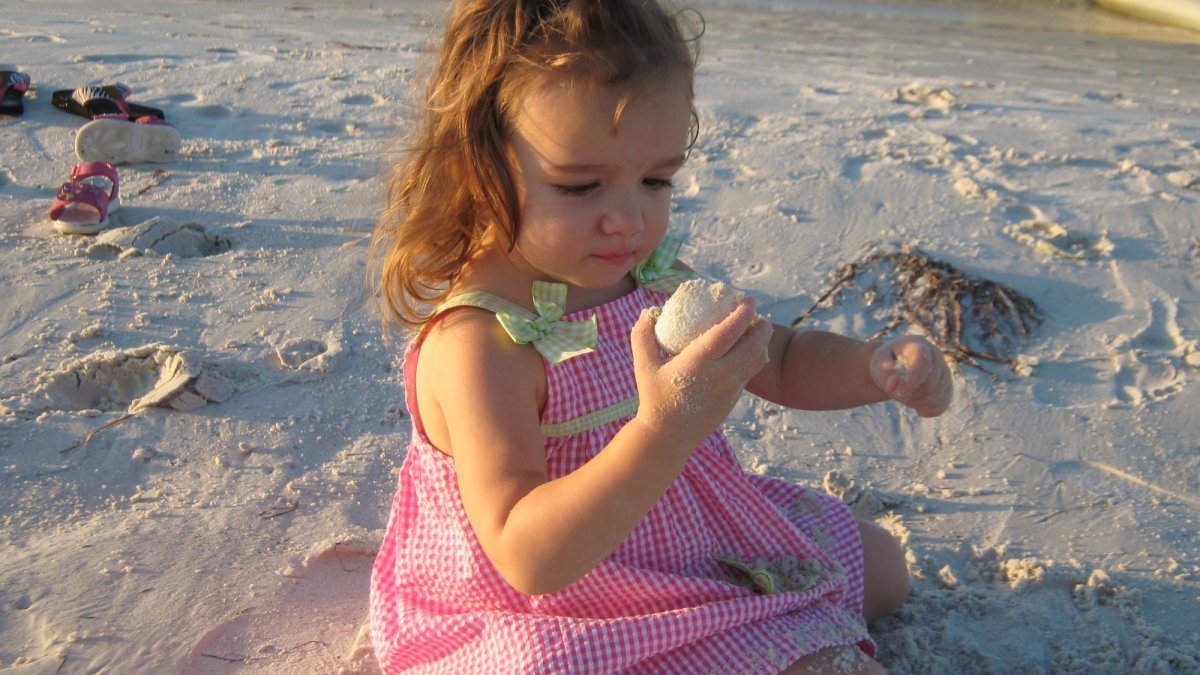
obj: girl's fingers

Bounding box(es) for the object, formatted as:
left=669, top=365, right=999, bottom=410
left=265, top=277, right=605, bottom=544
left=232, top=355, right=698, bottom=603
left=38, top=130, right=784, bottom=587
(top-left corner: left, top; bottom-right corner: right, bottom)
left=869, top=341, right=906, bottom=396
left=683, top=298, right=759, bottom=361
left=631, top=308, right=666, bottom=371
left=730, top=315, right=773, bottom=377
left=917, top=357, right=953, bottom=416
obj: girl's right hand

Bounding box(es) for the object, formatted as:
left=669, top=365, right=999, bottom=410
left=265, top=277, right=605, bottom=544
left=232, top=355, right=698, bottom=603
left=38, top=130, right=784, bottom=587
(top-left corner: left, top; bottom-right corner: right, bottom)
left=868, top=335, right=953, bottom=417
left=630, top=298, right=772, bottom=451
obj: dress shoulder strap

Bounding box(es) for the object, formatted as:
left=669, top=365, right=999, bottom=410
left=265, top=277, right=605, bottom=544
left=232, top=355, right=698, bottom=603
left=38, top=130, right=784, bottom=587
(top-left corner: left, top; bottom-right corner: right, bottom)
left=433, top=289, right=536, bottom=322
left=431, top=282, right=598, bottom=365
left=631, top=233, right=704, bottom=293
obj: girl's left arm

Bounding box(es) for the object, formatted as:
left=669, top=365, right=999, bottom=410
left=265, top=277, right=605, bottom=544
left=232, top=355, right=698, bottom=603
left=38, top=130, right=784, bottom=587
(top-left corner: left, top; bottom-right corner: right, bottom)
left=744, top=323, right=953, bottom=417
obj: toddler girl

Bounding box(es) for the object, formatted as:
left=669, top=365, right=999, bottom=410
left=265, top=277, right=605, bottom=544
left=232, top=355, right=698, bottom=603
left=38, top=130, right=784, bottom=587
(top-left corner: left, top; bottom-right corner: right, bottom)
left=368, top=1, right=953, bottom=672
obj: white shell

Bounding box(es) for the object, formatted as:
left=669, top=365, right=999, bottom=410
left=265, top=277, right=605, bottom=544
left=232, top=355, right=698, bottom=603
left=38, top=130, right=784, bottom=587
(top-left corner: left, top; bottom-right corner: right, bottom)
left=654, top=279, right=745, bottom=354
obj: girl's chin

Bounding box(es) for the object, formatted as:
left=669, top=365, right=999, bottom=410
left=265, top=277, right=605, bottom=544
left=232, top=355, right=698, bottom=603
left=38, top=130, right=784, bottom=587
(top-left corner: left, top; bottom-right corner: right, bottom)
left=563, top=271, right=637, bottom=294
left=549, top=262, right=633, bottom=287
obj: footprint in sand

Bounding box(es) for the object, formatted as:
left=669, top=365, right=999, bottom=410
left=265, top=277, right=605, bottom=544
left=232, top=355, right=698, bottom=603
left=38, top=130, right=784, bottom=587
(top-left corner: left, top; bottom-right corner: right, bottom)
left=0, top=345, right=235, bottom=415
left=192, top=104, right=234, bottom=118
left=823, top=470, right=897, bottom=519
left=840, top=155, right=886, bottom=182
left=1111, top=296, right=1198, bottom=405
left=311, top=120, right=364, bottom=135
left=339, top=93, right=385, bottom=107
left=861, top=128, right=893, bottom=142
left=1, top=587, right=68, bottom=672
left=951, top=176, right=998, bottom=201
left=1165, top=170, right=1199, bottom=190
left=1004, top=220, right=1114, bottom=261
left=1114, top=351, right=1185, bottom=405
left=889, top=82, right=960, bottom=116
left=74, top=53, right=166, bottom=65
left=1002, top=204, right=1113, bottom=261
left=0, top=31, right=66, bottom=44
left=271, top=333, right=346, bottom=380
left=852, top=124, right=1010, bottom=204
left=731, top=260, right=772, bottom=287
left=1038, top=293, right=1199, bottom=408
left=183, top=540, right=378, bottom=674
left=275, top=339, right=329, bottom=370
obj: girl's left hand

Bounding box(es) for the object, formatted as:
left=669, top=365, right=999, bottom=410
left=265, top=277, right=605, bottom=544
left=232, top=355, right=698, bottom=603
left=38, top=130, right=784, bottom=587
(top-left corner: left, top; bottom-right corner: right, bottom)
left=869, top=336, right=953, bottom=417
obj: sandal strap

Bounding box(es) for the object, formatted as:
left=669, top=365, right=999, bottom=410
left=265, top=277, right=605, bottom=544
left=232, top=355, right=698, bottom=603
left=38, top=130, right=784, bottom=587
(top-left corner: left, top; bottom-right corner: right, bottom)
left=50, top=181, right=111, bottom=222
left=1, top=71, right=30, bottom=92
left=72, top=83, right=134, bottom=118
left=68, top=161, right=120, bottom=202
left=55, top=181, right=109, bottom=203
left=134, top=115, right=172, bottom=127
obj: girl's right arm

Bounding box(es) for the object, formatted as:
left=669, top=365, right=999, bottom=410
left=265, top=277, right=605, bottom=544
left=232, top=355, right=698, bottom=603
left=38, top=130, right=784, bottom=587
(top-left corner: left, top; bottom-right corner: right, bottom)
left=423, top=300, right=770, bottom=596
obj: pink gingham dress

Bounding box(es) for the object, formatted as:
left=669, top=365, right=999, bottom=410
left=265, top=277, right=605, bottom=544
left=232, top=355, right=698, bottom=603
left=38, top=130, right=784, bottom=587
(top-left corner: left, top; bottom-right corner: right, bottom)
left=369, top=282, right=873, bottom=674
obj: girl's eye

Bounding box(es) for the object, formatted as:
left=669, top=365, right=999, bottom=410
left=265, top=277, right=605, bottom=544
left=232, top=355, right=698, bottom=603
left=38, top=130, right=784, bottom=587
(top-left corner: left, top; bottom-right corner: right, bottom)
left=552, top=178, right=674, bottom=196
left=553, top=182, right=599, bottom=196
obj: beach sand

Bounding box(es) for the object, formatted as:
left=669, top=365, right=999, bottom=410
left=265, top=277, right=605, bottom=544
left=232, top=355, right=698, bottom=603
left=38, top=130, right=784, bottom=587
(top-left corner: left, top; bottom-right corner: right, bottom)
left=2, top=1, right=1198, bottom=672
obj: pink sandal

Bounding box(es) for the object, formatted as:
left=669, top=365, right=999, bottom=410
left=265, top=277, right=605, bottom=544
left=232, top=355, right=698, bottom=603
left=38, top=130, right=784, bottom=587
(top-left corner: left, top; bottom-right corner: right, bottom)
left=0, top=71, right=30, bottom=116
left=49, top=162, right=121, bottom=235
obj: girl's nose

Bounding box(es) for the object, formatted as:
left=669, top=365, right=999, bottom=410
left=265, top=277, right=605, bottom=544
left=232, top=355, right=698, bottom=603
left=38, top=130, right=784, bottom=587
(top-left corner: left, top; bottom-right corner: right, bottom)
left=600, top=190, right=644, bottom=236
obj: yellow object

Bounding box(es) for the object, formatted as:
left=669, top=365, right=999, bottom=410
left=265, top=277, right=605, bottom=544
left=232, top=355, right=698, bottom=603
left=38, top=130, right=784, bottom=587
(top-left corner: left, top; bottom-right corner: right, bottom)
left=1094, top=0, right=1200, bottom=33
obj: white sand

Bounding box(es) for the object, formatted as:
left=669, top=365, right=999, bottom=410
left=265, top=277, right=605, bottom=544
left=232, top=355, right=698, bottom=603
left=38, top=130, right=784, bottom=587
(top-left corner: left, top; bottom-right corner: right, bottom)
left=2, top=1, right=1198, bottom=672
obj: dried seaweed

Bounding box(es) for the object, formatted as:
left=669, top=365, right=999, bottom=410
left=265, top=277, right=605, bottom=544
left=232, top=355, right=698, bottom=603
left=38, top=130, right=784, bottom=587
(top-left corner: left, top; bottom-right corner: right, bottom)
left=792, top=245, right=1042, bottom=375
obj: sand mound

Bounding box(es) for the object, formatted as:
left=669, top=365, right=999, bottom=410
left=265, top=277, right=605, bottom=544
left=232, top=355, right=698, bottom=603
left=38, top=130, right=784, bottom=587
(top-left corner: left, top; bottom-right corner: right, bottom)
left=84, top=217, right=232, bottom=260
left=0, top=345, right=234, bottom=415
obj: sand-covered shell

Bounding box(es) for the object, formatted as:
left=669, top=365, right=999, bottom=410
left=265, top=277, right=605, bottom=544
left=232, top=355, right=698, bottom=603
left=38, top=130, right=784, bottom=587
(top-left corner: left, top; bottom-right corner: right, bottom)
left=653, top=279, right=745, bottom=354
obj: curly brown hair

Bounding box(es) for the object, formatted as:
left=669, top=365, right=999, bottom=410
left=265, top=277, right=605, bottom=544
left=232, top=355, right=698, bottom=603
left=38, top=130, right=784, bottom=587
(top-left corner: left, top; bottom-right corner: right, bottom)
left=370, top=0, right=701, bottom=330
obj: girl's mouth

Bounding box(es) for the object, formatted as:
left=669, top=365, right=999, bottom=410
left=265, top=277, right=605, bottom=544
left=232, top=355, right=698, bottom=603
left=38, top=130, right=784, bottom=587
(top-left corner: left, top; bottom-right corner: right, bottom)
left=594, top=250, right=635, bottom=265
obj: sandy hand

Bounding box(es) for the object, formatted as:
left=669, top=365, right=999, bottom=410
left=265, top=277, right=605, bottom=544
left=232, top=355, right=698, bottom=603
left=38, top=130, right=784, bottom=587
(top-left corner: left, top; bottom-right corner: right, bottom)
left=631, top=298, right=772, bottom=451
left=869, top=335, right=953, bottom=417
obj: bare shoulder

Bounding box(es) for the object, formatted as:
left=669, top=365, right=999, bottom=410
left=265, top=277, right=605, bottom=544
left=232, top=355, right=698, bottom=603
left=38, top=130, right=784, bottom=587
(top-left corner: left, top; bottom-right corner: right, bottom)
left=416, top=307, right=548, bottom=455
left=423, top=306, right=542, bottom=373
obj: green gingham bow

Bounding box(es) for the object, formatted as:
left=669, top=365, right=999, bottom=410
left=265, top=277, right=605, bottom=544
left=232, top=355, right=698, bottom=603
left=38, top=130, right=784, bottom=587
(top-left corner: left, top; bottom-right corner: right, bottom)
left=633, top=233, right=693, bottom=292
left=495, top=281, right=598, bottom=365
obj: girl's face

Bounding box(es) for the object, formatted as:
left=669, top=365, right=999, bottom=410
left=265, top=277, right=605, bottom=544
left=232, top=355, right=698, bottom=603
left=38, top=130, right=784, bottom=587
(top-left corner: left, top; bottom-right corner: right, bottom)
left=503, top=78, right=692, bottom=294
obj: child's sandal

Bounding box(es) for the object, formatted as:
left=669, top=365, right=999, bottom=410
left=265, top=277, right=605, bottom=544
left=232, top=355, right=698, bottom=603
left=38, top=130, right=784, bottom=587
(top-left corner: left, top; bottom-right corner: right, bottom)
left=74, top=116, right=181, bottom=165
left=51, top=83, right=166, bottom=121
left=0, top=71, right=30, bottom=116
left=49, top=161, right=121, bottom=235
